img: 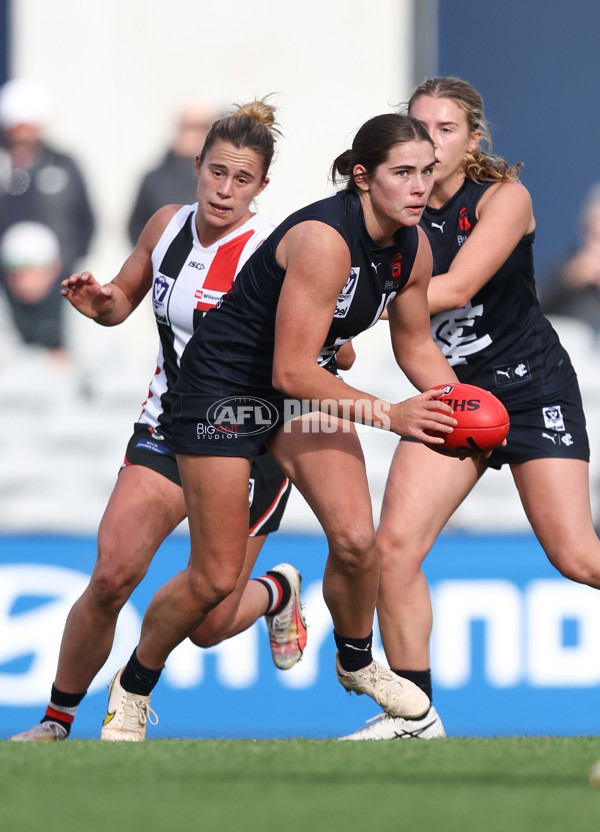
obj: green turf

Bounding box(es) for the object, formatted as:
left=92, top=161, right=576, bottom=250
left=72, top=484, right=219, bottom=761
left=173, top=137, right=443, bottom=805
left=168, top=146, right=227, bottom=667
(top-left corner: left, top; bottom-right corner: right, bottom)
left=2, top=737, right=600, bottom=831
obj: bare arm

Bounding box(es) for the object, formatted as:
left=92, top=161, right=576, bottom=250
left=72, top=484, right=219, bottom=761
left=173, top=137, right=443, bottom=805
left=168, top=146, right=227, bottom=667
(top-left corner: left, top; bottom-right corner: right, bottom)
left=336, top=340, right=357, bottom=371
left=271, top=221, right=457, bottom=441
left=61, top=205, right=179, bottom=326
left=387, top=226, right=459, bottom=390
left=427, top=181, right=535, bottom=315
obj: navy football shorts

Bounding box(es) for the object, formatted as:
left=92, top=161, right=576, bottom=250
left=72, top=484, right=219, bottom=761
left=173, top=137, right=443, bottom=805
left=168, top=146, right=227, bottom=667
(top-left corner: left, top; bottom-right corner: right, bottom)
left=170, top=390, right=287, bottom=458
left=122, top=422, right=291, bottom=536
left=485, top=381, right=590, bottom=469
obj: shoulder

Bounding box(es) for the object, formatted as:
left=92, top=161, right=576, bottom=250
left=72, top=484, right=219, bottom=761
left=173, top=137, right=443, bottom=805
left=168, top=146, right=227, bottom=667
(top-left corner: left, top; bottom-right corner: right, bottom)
left=414, top=225, right=433, bottom=266
left=244, top=212, right=275, bottom=236
left=477, top=179, right=532, bottom=211
left=278, top=194, right=352, bottom=249
left=138, top=204, right=183, bottom=249
left=475, top=179, right=534, bottom=232
left=276, top=214, right=350, bottom=273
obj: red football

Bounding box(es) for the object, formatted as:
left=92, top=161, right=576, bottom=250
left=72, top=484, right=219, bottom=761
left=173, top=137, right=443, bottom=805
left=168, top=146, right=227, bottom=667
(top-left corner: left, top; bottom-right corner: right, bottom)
left=424, top=382, right=509, bottom=458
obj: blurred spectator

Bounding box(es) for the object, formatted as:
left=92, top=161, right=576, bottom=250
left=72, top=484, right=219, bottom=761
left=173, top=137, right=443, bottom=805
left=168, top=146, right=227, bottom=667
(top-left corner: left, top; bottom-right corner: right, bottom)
left=127, top=100, right=219, bottom=244
left=541, top=183, right=600, bottom=334
left=0, top=78, right=95, bottom=351
left=0, top=221, right=65, bottom=355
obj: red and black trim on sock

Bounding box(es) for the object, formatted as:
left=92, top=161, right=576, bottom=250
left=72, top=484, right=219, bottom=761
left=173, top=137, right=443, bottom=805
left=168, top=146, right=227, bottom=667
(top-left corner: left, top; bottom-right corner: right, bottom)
left=254, top=569, right=291, bottom=616
left=41, top=684, right=86, bottom=735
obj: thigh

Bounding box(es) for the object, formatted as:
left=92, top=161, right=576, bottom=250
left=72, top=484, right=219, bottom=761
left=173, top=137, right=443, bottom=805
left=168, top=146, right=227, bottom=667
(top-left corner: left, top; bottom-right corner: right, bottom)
left=267, top=413, right=374, bottom=542
left=194, top=534, right=267, bottom=640
left=176, top=453, right=252, bottom=580
left=511, top=457, right=597, bottom=560
left=378, top=440, right=485, bottom=565
left=96, top=464, right=187, bottom=578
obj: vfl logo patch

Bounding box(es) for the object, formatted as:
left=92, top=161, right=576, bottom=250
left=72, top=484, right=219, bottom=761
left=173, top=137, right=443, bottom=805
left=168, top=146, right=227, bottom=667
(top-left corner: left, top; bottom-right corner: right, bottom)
left=153, top=274, right=173, bottom=325
left=542, top=405, right=565, bottom=432
left=334, top=267, right=360, bottom=318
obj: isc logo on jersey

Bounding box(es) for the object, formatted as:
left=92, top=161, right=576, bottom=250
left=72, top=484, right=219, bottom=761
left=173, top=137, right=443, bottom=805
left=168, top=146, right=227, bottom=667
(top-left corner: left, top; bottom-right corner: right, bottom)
left=334, top=267, right=360, bottom=318
left=153, top=274, right=174, bottom=325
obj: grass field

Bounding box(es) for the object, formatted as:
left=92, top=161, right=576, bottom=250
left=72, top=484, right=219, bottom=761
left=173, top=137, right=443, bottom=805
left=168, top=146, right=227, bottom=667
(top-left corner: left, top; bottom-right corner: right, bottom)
left=2, top=737, right=600, bottom=831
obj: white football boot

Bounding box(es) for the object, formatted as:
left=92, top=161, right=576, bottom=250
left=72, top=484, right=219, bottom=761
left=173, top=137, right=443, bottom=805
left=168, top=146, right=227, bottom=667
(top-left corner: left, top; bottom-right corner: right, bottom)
left=265, top=563, right=307, bottom=670
left=100, top=668, right=158, bottom=741
left=9, top=721, right=68, bottom=742
left=339, top=706, right=446, bottom=740
left=335, top=655, right=430, bottom=718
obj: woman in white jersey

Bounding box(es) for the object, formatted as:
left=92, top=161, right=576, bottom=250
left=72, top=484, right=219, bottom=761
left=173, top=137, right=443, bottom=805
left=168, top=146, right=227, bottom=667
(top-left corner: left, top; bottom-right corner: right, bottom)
left=10, top=99, right=307, bottom=742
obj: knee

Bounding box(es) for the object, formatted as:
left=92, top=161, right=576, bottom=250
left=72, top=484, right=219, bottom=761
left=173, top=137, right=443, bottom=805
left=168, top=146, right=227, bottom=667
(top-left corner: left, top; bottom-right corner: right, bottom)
left=376, top=524, right=430, bottom=592
left=328, top=523, right=377, bottom=574
left=551, top=551, right=600, bottom=588
left=89, top=555, right=141, bottom=612
left=189, top=615, right=233, bottom=649
left=186, top=567, right=238, bottom=611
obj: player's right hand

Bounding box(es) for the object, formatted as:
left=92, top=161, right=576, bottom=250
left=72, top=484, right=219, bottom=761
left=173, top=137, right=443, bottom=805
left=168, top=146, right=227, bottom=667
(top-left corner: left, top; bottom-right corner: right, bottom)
left=61, top=271, right=116, bottom=319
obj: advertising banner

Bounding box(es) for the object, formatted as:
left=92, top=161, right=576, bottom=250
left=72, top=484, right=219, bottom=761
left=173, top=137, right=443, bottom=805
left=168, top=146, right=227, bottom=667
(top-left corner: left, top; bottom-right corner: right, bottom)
left=1, top=533, right=599, bottom=740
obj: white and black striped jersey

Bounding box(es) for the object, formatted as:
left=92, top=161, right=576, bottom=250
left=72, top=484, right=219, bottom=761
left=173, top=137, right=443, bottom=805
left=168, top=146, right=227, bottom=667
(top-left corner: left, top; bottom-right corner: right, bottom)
left=138, top=204, right=274, bottom=437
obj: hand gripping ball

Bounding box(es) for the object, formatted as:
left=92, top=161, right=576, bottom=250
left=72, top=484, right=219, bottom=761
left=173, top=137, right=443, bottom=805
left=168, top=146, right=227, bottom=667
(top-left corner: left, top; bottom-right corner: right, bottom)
left=425, top=382, right=509, bottom=458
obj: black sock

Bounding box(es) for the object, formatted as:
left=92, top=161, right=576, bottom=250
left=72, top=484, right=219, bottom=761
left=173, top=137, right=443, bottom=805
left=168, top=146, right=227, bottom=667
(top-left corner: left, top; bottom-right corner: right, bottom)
left=119, top=649, right=163, bottom=696
left=391, top=667, right=433, bottom=703
left=334, top=631, right=373, bottom=671
left=41, top=684, right=86, bottom=735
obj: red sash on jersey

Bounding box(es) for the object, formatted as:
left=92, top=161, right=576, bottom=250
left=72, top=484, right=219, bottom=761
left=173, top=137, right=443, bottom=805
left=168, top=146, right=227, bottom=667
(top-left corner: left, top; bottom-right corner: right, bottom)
left=195, top=230, right=255, bottom=312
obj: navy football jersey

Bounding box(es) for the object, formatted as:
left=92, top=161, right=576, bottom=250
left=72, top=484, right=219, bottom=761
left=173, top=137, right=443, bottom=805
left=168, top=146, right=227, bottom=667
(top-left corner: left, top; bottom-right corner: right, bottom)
left=178, top=190, right=419, bottom=396
left=421, top=178, right=576, bottom=408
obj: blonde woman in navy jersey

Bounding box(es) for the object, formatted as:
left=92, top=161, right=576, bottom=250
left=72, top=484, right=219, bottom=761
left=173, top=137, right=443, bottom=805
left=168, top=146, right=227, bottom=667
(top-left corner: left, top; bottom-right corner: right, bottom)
left=10, top=100, right=308, bottom=742
left=99, top=112, right=463, bottom=740
left=342, top=77, right=600, bottom=741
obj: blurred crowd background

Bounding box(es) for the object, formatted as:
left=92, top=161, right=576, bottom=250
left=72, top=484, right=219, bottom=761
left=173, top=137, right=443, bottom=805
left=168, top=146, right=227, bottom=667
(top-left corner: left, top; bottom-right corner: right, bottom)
left=2, top=0, right=600, bottom=537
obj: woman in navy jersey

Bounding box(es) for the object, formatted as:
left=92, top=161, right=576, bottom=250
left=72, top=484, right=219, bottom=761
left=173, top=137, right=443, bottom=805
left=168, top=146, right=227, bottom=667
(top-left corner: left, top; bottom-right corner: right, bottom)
left=101, top=112, right=462, bottom=740
left=343, top=77, right=600, bottom=741
left=10, top=100, right=308, bottom=743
